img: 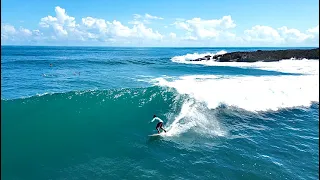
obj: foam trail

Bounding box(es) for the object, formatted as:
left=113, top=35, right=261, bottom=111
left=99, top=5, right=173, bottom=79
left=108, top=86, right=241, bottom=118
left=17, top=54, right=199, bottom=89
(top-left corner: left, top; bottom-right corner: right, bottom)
left=163, top=98, right=227, bottom=137
left=164, top=100, right=195, bottom=136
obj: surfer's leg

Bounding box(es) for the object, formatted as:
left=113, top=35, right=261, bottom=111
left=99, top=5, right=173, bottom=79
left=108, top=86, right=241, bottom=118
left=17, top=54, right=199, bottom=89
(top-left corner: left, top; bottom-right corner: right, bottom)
left=160, top=123, right=166, bottom=133
left=156, top=122, right=161, bottom=133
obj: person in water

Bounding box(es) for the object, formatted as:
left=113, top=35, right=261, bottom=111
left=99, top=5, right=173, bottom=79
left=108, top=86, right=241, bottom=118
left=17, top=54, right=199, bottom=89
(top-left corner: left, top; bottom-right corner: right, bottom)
left=151, top=115, right=167, bottom=133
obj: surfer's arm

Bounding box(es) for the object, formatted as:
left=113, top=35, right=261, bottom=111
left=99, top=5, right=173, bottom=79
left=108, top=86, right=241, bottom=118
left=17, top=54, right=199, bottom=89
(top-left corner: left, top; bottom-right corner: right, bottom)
left=150, top=117, right=163, bottom=123
left=155, top=117, right=163, bottom=122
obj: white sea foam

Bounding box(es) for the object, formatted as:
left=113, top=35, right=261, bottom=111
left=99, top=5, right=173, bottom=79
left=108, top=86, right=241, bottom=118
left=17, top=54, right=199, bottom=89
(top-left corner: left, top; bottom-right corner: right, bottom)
left=171, top=50, right=227, bottom=62
left=155, top=74, right=318, bottom=112
left=162, top=98, right=228, bottom=138
left=171, top=52, right=319, bottom=75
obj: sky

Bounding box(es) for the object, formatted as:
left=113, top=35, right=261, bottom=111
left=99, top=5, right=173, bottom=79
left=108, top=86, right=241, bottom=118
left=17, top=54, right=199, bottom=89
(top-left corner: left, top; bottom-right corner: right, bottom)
left=1, top=0, right=319, bottom=47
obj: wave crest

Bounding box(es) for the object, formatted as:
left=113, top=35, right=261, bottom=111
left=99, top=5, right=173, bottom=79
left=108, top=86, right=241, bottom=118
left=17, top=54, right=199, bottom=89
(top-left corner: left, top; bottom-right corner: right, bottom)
left=153, top=74, right=319, bottom=112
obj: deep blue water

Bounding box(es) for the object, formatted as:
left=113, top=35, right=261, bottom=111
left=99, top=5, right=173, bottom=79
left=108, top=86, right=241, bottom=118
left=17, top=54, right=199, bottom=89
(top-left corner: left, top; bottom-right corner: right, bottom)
left=1, top=46, right=319, bottom=180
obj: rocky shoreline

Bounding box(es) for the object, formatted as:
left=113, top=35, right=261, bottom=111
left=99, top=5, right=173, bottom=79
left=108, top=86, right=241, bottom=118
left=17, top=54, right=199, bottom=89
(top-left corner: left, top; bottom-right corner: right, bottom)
left=190, top=48, right=319, bottom=62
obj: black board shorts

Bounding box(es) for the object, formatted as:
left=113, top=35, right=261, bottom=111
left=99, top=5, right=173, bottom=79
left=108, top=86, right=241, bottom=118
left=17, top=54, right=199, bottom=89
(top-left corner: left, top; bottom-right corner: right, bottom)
left=156, top=122, right=163, bottom=128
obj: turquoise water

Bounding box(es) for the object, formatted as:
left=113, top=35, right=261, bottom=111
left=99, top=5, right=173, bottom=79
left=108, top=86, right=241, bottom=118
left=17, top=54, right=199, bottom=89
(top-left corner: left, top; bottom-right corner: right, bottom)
left=1, top=46, right=319, bottom=180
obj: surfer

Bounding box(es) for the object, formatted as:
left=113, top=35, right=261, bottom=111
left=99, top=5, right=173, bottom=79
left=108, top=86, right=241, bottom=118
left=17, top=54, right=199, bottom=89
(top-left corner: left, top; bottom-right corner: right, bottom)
left=150, top=115, right=167, bottom=133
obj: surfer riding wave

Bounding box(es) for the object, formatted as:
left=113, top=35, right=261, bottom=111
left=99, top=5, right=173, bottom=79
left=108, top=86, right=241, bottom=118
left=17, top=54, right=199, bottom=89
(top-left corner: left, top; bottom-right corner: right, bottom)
left=150, top=115, right=167, bottom=134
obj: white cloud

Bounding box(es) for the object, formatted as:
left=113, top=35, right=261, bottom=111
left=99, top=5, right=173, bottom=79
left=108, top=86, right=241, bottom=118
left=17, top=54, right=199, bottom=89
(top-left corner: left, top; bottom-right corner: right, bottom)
left=55, top=6, right=76, bottom=28
left=242, top=25, right=319, bottom=45
left=39, top=16, right=57, bottom=28
left=307, top=25, right=319, bottom=34
left=1, top=24, right=35, bottom=41
left=1, top=24, right=15, bottom=40
left=110, top=20, right=133, bottom=37
left=129, top=13, right=163, bottom=25
left=38, top=6, right=164, bottom=43
left=145, top=13, right=163, bottom=20
left=3, top=24, right=17, bottom=34
left=244, top=25, right=283, bottom=43
left=186, top=16, right=236, bottom=30
left=174, top=16, right=236, bottom=40
left=174, top=21, right=191, bottom=31
left=39, top=6, right=76, bottom=29
left=172, top=17, right=317, bottom=46
left=1, top=6, right=319, bottom=46
left=20, top=27, right=33, bottom=36
left=278, top=26, right=311, bottom=42
left=82, top=17, right=97, bottom=27
left=131, top=23, right=163, bottom=40
left=55, top=24, right=68, bottom=36
left=307, top=25, right=319, bottom=41
left=82, top=17, right=107, bottom=33
left=80, top=16, right=164, bottom=41
left=39, top=6, right=77, bottom=37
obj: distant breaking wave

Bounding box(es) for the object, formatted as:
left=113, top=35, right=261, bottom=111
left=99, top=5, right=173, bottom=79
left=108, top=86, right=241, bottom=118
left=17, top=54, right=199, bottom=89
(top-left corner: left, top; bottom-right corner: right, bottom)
left=171, top=50, right=227, bottom=63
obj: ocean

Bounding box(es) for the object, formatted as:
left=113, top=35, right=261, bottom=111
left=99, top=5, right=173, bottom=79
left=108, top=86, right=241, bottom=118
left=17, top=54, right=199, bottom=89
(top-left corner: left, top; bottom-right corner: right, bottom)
left=1, top=46, right=319, bottom=180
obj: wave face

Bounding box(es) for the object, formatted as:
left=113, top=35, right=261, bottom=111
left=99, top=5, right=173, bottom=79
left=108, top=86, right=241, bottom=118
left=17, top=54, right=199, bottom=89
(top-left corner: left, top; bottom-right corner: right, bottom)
left=1, top=86, right=227, bottom=142
left=1, top=46, right=319, bottom=180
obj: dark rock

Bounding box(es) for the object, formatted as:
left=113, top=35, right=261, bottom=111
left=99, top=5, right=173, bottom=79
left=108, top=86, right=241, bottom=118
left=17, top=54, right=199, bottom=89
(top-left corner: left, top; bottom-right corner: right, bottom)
left=190, top=48, right=319, bottom=62
left=190, top=58, right=201, bottom=61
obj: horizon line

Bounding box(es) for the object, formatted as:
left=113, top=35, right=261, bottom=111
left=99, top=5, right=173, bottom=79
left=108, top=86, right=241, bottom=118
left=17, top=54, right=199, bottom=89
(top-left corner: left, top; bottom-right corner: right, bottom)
left=1, top=45, right=319, bottom=48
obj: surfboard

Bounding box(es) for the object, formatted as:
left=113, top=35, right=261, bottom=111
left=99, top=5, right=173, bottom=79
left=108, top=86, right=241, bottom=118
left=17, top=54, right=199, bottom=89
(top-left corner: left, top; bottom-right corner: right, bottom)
left=148, top=132, right=166, bottom=137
